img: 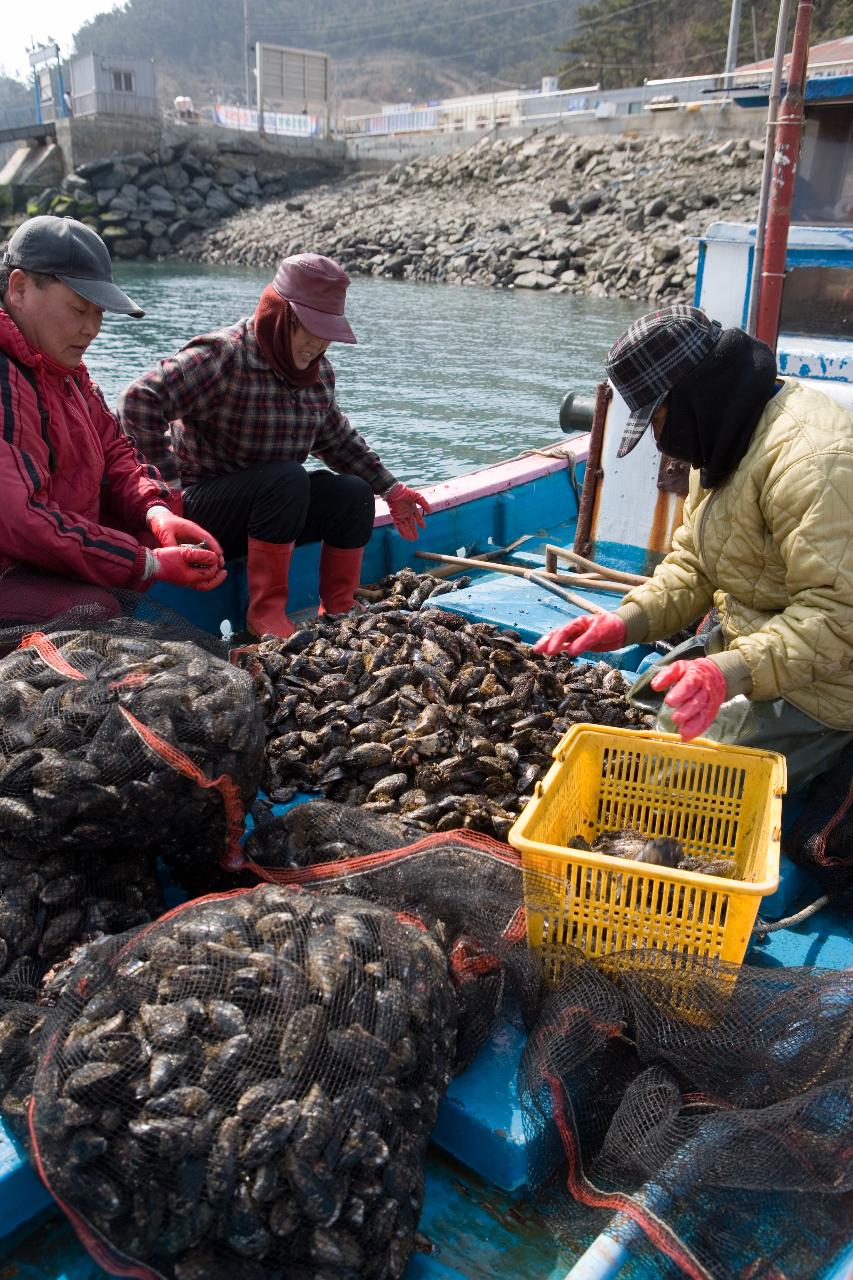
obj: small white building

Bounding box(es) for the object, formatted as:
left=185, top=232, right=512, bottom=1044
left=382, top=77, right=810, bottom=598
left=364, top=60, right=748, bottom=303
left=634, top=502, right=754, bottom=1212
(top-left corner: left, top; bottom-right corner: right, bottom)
left=69, top=53, right=158, bottom=118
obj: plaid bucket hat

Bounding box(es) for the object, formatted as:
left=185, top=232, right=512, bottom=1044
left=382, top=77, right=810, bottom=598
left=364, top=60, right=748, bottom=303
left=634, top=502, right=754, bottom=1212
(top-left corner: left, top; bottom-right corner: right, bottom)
left=606, top=305, right=722, bottom=457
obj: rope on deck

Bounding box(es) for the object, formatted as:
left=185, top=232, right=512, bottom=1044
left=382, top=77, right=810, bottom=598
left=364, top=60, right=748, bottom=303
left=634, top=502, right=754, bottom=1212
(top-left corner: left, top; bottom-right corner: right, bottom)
left=753, top=893, right=831, bottom=938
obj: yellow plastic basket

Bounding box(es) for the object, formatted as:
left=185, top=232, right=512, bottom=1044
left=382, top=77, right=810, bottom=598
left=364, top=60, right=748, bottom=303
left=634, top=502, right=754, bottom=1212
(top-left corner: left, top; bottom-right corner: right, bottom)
left=508, top=725, right=787, bottom=981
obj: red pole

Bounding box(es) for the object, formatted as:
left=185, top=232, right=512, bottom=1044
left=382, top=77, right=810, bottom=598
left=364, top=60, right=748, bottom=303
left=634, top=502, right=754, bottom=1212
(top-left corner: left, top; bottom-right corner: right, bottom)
left=754, top=0, right=814, bottom=350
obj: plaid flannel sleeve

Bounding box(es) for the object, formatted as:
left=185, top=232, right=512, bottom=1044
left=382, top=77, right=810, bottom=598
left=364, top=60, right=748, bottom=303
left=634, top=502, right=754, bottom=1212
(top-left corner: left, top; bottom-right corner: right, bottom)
left=116, top=337, right=238, bottom=481
left=311, top=368, right=396, bottom=494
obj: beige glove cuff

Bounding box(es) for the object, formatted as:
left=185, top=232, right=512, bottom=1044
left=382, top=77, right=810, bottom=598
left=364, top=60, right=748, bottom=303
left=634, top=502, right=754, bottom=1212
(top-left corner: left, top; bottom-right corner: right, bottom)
left=707, top=649, right=754, bottom=698
left=615, top=602, right=649, bottom=645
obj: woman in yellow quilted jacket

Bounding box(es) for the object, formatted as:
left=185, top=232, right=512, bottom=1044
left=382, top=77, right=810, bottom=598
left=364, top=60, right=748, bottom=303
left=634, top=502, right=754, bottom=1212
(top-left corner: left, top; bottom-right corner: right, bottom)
left=535, top=304, right=853, bottom=789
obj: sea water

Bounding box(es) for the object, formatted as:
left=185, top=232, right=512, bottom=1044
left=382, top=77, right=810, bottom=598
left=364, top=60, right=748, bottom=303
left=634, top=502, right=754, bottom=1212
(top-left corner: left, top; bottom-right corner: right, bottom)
left=92, top=263, right=644, bottom=487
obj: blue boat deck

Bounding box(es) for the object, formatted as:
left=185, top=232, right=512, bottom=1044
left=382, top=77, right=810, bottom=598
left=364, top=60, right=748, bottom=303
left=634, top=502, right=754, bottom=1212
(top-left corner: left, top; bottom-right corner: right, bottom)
left=4, top=474, right=850, bottom=1279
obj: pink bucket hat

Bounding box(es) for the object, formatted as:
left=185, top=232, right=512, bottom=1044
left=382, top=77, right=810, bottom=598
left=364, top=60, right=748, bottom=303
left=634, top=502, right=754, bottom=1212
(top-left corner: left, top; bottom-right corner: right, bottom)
left=271, top=253, right=357, bottom=344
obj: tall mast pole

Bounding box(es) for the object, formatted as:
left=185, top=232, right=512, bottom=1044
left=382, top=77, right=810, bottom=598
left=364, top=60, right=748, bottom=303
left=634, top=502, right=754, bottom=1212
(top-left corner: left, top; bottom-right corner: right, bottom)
left=754, top=0, right=814, bottom=349
left=746, top=0, right=793, bottom=335
left=724, top=0, right=744, bottom=90
left=243, top=0, right=251, bottom=110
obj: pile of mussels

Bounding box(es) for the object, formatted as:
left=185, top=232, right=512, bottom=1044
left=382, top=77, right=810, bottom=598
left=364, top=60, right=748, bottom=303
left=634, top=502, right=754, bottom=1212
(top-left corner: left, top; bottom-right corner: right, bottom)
left=239, top=571, right=649, bottom=842
left=32, top=884, right=457, bottom=1280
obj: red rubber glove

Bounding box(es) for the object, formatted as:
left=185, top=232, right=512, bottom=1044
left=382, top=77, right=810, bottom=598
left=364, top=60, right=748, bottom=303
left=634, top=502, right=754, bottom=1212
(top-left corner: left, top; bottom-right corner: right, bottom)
left=533, top=612, right=627, bottom=657
left=146, top=506, right=224, bottom=561
left=651, top=657, right=728, bottom=741
left=150, top=545, right=227, bottom=592
left=385, top=483, right=431, bottom=541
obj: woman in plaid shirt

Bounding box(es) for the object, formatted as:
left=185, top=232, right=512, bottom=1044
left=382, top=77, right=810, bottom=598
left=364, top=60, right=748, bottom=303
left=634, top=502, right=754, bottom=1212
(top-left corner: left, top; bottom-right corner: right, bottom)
left=117, top=254, right=429, bottom=638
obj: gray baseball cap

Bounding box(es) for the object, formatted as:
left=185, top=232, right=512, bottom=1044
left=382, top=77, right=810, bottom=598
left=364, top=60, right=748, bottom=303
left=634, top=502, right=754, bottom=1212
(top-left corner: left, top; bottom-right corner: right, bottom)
left=3, top=215, right=144, bottom=317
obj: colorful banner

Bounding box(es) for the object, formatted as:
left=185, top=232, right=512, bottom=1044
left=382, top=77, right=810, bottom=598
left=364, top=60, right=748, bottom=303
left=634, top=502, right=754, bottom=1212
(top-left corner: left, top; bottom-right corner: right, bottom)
left=214, top=104, right=321, bottom=136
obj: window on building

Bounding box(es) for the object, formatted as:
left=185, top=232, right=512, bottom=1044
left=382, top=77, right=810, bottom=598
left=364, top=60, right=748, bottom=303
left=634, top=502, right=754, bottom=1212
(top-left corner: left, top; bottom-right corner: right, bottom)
left=111, top=70, right=134, bottom=94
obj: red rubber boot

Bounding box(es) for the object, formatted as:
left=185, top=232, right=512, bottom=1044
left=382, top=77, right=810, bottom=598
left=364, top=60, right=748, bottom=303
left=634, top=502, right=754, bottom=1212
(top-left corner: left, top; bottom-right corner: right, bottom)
left=318, top=544, right=365, bottom=616
left=246, top=537, right=296, bottom=638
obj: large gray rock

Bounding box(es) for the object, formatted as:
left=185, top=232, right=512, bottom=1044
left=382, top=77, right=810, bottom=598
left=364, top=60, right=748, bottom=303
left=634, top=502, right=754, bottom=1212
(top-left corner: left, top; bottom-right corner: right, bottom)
left=137, top=167, right=167, bottom=191
left=168, top=220, right=193, bottom=243
left=61, top=174, right=91, bottom=194
left=192, top=176, right=213, bottom=195
left=513, top=270, right=556, bottom=289
left=143, top=218, right=169, bottom=238
left=206, top=188, right=237, bottom=216
left=652, top=240, right=681, bottom=264
left=512, top=256, right=545, bottom=274
left=147, top=237, right=172, bottom=258
left=578, top=192, right=602, bottom=214
left=164, top=162, right=190, bottom=190
left=95, top=188, right=118, bottom=209
left=182, top=189, right=204, bottom=210
left=645, top=197, right=667, bottom=218
left=214, top=165, right=241, bottom=187
left=77, top=157, right=115, bottom=179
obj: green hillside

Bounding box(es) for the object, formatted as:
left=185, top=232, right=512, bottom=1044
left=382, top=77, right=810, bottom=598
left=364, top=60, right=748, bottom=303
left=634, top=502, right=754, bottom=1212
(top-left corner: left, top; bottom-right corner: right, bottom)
left=559, top=0, right=853, bottom=89
left=3, top=0, right=843, bottom=110
left=71, top=0, right=583, bottom=107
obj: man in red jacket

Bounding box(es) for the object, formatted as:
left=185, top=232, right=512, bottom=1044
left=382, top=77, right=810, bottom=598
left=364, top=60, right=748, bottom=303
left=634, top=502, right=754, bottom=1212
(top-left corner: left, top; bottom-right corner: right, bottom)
left=0, top=216, right=224, bottom=621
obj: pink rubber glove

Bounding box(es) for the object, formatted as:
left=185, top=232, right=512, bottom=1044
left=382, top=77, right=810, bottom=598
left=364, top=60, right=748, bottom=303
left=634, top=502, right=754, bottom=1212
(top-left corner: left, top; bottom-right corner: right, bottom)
left=150, top=545, right=227, bottom=592
left=533, top=612, right=627, bottom=657
left=146, top=506, right=224, bottom=562
left=385, top=482, right=431, bottom=541
left=651, top=657, right=728, bottom=741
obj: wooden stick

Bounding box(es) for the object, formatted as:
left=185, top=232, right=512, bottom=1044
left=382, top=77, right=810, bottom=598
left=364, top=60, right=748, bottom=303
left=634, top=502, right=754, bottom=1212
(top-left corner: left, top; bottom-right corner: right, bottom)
left=415, top=551, right=606, bottom=614
left=526, top=572, right=606, bottom=612
left=544, top=543, right=649, bottom=586
left=422, top=533, right=535, bottom=581
left=558, top=576, right=628, bottom=597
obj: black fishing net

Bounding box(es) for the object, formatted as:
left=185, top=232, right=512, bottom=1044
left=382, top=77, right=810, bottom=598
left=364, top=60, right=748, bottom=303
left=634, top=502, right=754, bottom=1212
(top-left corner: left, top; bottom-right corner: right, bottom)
left=783, top=741, right=853, bottom=897
left=0, top=841, right=162, bottom=987
left=520, top=949, right=853, bottom=1279
left=246, top=805, right=544, bottom=1071
left=0, top=931, right=120, bottom=1136
left=246, top=799, right=422, bottom=871
left=0, top=577, right=228, bottom=657
left=30, top=883, right=457, bottom=1280
left=0, top=618, right=264, bottom=892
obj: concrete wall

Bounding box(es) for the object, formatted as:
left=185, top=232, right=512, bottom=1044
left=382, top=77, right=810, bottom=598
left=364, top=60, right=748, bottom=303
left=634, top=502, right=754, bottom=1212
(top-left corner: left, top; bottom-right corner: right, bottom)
left=54, top=115, right=161, bottom=170
left=346, top=103, right=766, bottom=168
left=53, top=116, right=348, bottom=175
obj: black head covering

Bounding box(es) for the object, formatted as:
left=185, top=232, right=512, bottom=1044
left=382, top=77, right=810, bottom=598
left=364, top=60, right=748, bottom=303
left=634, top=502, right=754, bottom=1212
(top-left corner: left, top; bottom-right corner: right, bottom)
left=657, top=327, right=778, bottom=489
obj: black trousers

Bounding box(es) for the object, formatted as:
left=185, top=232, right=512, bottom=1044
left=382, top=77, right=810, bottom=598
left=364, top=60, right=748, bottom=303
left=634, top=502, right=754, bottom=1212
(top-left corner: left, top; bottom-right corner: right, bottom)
left=183, top=462, right=375, bottom=560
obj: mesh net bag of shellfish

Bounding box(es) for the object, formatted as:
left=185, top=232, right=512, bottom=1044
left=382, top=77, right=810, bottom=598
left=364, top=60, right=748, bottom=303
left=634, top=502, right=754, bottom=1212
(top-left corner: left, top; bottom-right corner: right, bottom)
left=520, top=949, right=853, bottom=1279
left=30, top=883, right=458, bottom=1280
left=0, top=619, right=265, bottom=892
left=0, top=842, right=163, bottom=1131
left=245, top=804, right=548, bottom=1070
left=235, top=599, right=650, bottom=842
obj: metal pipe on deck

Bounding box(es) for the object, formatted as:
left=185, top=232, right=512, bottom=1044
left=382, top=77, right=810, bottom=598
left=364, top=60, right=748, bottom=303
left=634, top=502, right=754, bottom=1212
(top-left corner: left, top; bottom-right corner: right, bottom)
left=563, top=1234, right=631, bottom=1280
left=755, top=0, right=815, bottom=349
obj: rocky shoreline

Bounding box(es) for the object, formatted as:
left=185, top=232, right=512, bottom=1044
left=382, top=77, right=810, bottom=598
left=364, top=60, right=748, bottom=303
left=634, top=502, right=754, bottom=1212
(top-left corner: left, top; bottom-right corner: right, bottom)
left=182, top=130, right=764, bottom=303
left=16, top=133, right=329, bottom=262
